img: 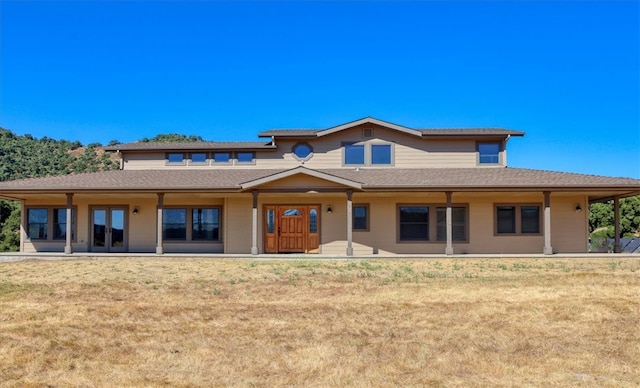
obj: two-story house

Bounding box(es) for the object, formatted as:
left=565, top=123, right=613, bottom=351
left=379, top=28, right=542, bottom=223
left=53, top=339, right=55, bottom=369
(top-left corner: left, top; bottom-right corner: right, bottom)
left=1, top=117, right=638, bottom=255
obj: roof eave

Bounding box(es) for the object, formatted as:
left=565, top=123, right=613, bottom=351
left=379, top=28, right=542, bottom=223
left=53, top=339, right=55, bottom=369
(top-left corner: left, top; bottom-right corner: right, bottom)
left=105, top=145, right=278, bottom=153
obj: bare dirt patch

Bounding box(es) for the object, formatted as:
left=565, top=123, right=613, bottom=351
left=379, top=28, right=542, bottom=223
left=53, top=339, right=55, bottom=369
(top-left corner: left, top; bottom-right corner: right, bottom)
left=1, top=258, right=639, bottom=386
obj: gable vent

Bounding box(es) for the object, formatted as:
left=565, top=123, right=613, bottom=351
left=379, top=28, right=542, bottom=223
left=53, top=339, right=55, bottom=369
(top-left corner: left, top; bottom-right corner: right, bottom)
left=363, top=128, right=374, bottom=138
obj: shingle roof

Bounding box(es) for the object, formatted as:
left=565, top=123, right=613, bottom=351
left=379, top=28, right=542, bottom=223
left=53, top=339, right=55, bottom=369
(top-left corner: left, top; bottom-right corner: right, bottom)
left=258, top=129, right=320, bottom=137
left=418, top=128, right=525, bottom=137
left=1, top=167, right=638, bottom=194
left=324, top=168, right=640, bottom=189
left=258, top=128, right=524, bottom=138
left=103, top=141, right=275, bottom=152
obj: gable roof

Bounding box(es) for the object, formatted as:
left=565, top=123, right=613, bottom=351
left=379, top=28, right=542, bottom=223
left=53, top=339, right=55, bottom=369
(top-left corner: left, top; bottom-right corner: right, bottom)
left=259, top=117, right=524, bottom=138
left=317, top=117, right=423, bottom=137
left=240, top=166, right=363, bottom=190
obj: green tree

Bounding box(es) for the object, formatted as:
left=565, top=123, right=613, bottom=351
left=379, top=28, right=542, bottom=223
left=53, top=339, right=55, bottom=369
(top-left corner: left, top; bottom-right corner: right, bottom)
left=140, top=133, right=205, bottom=142
left=589, top=196, right=640, bottom=238
left=0, top=200, right=20, bottom=252
left=0, top=128, right=121, bottom=251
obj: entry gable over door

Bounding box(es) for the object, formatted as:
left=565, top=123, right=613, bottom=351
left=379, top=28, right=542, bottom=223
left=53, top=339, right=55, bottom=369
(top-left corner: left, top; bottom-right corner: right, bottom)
left=240, top=166, right=363, bottom=191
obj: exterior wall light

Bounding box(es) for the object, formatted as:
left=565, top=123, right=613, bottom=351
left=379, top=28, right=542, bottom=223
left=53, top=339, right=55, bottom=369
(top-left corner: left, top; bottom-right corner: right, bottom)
left=575, top=204, right=582, bottom=212
left=326, top=205, right=333, bottom=214
left=133, top=207, right=140, bottom=215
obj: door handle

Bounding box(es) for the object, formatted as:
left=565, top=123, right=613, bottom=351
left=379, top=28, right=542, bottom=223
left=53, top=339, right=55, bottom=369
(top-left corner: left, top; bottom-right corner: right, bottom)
left=278, top=227, right=281, bottom=236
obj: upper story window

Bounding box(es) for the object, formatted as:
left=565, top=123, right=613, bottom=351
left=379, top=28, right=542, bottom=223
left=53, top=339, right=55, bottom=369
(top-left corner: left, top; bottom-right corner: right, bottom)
left=237, top=152, right=255, bottom=163
left=344, top=144, right=365, bottom=165
left=478, top=143, right=501, bottom=164
left=213, top=152, right=230, bottom=163
left=344, top=142, right=393, bottom=166
left=190, top=152, right=208, bottom=164
left=371, top=144, right=391, bottom=165
left=167, top=153, right=185, bottom=165
left=292, top=143, right=313, bottom=161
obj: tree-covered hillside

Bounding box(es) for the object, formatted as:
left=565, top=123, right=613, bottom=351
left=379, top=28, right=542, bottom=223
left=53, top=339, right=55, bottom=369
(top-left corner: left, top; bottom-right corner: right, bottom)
left=0, top=129, right=209, bottom=251
left=0, top=128, right=120, bottom=251
left=0, top=128, right=118, bottom=181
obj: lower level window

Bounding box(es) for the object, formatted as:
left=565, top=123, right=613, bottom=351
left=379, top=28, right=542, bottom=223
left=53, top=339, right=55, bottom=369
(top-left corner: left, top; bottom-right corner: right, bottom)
left=353, top=204, right=369, bottom=230
left=436, top=207, right=467, bottom=241
left=27, top=208, right=48, bottom=240
left=27, top=207, right=76, bottom=241
left=163, top=209, right=187, bottom=240
left=53, top=208, right=75, bottom=240
left=163, top=207, right=221, bottom=241
left=399, top=206, right=429, bottom=241
left=192, top=208, right=220, bottom=240
left=496, top=204, right=540, bottom=235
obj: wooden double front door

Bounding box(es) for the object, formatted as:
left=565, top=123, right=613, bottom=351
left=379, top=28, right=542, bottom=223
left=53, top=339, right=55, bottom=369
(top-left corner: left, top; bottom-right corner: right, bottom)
left=264, top=205, right=320, bottom=253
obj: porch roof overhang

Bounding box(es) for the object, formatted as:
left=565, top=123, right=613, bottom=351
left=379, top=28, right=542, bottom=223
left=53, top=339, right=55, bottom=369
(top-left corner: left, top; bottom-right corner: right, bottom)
left=0, top=167, right=638, bottom=201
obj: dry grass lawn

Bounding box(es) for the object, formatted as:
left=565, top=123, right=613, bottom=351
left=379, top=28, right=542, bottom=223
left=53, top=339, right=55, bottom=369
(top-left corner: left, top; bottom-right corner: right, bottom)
left=1, top=257, right=639, bottom=387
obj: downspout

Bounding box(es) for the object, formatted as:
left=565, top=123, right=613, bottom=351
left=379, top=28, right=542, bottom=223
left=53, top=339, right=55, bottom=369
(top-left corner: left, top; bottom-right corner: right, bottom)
left=117, top=150, right=124, bottom=170
left=504, top=135, right=510, bottom=166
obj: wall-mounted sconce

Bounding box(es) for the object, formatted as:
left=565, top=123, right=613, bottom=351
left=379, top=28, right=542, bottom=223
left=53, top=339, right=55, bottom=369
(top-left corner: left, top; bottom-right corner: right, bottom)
left=326, top=205, right=333, bottom=214
left=133, top=207, right=140, bottom=215
left=574, top=203, right=582, bottom=212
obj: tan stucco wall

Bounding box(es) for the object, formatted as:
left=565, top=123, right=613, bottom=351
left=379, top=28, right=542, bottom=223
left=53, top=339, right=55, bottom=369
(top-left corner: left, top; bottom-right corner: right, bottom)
left=19, top=191, right=590, bottom=255
left=224, top=196, right=253, bottom=254
left=120, top=124, right=504, bottom=171
left=21, top=194, right=228, bottom=254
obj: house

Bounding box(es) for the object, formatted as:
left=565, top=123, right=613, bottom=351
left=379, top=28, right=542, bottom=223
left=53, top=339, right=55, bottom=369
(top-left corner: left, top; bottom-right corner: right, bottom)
left=1, top=117, right=638, bottom=256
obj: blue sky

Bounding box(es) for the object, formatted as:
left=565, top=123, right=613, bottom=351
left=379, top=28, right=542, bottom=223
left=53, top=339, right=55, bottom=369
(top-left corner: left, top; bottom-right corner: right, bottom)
left=1, top=1, right=638, bottom=178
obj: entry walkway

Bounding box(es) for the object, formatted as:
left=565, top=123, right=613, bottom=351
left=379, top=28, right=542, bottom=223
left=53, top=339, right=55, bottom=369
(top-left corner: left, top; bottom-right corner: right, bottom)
left=0, top=252, right=638, bottom=263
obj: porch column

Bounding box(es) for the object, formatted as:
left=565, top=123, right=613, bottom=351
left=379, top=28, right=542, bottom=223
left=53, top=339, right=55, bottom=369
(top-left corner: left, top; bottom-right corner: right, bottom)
left=64, top=193, right=73, bottom=254
left=543, top=191, right=553, bottom=255
left=156, top=193, right=164, bottom=255
left=445, top=192, right=453, bottom=255
left=346, top=190, right=353, bottom=256
left=19, top=200, right=25, bottom=252
left=251, top=190, right=259, bottom=255
left=613, top=196, right=621, bottom=253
